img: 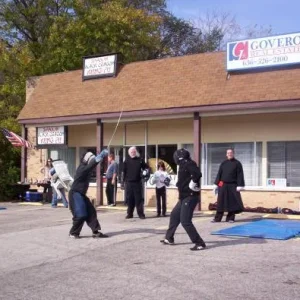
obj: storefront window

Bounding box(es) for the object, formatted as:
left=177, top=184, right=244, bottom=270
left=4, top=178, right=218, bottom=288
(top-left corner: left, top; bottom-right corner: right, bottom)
left=182, top=144, right=194, bottom=160
left=157, top=145, right=177, bottom=174
left=203, top=142, right=262, bottom=186
left=48, top=147, right=76, bottom=177
left=268, top=141, right=300, bottom=187
left=109, top=146, right=123, bottom=182
left=121, top=145, right=177, bottom=174
left=146, top=145, right=156, bottom=173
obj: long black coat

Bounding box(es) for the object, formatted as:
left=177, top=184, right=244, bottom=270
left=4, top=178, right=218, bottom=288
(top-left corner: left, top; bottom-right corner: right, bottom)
left=214, top=158, right=245, bottom=213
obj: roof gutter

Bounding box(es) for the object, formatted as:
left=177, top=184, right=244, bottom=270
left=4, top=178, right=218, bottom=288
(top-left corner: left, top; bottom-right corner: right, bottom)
left=18, top=99, right=300, bottom=125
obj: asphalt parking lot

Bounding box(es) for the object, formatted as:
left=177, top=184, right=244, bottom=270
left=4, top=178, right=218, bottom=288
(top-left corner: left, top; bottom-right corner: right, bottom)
left=0, top=203, right=299, bottom=300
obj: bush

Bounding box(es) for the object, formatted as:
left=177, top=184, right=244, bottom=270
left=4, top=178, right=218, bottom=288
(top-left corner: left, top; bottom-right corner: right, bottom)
left=0, top=140, right=21, bottom=200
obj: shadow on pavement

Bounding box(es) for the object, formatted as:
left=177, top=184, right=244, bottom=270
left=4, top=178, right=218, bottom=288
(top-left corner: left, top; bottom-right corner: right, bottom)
left=106, top=228, right=166, bottom=237
left=172, top=236, right=268, bottom=249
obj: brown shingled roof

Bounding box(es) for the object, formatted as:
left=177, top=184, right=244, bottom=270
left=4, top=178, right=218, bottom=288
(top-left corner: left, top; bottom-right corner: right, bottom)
left=18, top=51, right=300, bottom=120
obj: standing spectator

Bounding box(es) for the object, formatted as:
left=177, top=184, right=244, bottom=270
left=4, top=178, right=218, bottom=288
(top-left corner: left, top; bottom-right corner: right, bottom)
left=212, top=148, right=245, bottom=223
left=40, top=158, right=52, bottom=182
left=121, top=146, right=150, bottom=219
left=106, top=153, right=118, bottom=206
left=150, top=161, right=171, bottom=217
left=40, top=158, right=52, bottom=192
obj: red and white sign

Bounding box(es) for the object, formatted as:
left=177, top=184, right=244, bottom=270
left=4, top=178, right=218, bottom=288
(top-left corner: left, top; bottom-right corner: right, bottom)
left=267, top=178, right=287, bottom=187
left=227, top=32, right=300, bottom=71
left=37, top=126, right=65, bottom=145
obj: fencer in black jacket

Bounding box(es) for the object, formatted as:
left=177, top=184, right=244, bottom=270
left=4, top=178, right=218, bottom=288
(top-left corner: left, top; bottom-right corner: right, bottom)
left=161, top=148, right=206, bottom=251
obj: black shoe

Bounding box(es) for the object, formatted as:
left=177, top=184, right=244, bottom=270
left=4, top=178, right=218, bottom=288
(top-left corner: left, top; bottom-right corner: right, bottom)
left=162, top=214, right=166, bottom=217
left=160, top=239, right=174, bottom=245
left=139, top=215, right=146, bottom=219
left=156, top=214, right=161, bottom=217
left=190, top=242, right=206, bottom=251
left=125, top=215, right=133, bottom=219
left=92, top=231, right=109, bottom=238
left=211, top=219, right=221, bottom=223
left=69, top=234, right=80, bottom=239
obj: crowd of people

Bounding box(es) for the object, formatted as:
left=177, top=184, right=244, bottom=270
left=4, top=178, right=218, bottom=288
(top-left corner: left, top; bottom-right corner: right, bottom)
left=44, top=146, right=245, bottom=251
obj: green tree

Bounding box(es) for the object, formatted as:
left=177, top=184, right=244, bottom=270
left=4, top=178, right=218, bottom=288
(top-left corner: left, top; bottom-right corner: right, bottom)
left=0, top=41, right=30, bottom=198
left=40, top=0, right=162, bottom=72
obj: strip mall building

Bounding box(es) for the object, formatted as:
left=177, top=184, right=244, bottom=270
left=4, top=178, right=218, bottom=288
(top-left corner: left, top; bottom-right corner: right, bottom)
left=18, top=33, right=300, bottom=211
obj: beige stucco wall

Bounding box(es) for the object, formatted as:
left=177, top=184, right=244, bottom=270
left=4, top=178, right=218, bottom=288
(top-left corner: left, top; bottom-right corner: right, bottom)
left=66, top=119, right=194, bottom=147
left=148, top=118, right=193, bottom=144
left=68, top=123, right=124, bottom=147
left=202, top=112, right=300, bottom=142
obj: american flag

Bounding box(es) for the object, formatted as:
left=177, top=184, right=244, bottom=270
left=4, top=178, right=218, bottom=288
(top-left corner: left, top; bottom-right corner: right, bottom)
left=0, top=128, right=35, bottom=148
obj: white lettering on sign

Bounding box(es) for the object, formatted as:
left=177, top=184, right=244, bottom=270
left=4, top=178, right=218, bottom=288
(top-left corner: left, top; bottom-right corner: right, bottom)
left=37, top=126, right=65, bottom=145
left=227, top=32, right=300, bottom=71
left=83, top=54, right=116, bottom=79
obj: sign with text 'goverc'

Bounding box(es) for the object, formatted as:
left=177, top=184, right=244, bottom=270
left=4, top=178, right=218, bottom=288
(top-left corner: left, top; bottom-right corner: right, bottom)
left=227, top=32, right=300, bottom=71
left=83, top=53, right=117, bottom=80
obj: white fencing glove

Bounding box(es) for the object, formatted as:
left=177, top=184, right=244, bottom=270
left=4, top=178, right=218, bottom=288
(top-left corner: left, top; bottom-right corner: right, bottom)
left=213, top=184, right=218, bottom=195
left=189, top=180, right=200, bottom=192
left=149, top=175, right=156, bottom=185
left=236, top=186, right=244, bottom=192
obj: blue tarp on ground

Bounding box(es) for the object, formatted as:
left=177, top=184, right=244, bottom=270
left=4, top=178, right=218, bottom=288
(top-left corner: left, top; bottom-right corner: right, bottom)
left=211, top=219, right=300, bottom=240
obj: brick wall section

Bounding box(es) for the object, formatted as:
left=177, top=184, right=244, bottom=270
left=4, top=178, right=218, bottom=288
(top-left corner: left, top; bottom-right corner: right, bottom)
left=202, top=190, right=300, bottom=212
left=19, top=52, right=300, bottom=120
left=87, top=187, right=300, bottom=211
left=26, top=127, right=47, bottom=182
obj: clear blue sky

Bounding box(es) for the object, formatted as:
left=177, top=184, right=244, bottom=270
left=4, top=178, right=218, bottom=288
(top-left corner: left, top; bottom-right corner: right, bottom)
left=167, top=0, right=300, bottom=35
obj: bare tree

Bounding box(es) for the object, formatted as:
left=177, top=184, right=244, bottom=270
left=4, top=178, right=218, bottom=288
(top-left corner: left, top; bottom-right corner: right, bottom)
left=193, top=10, right=273, bottom=51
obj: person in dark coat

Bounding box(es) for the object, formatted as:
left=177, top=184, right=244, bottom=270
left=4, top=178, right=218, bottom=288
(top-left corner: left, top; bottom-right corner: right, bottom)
left=121, top=146, right=150, bottom=219
left=69, top=149, right=109, bottom=239
left=160, top=148, right=206, bottom=251
left=212, top=148, right=245, bottom=223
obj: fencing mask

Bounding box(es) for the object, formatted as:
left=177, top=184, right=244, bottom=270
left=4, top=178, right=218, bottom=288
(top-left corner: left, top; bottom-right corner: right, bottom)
left=173, top=148, right=190, bottom=165
left=82, top=152, right=95, bottom=165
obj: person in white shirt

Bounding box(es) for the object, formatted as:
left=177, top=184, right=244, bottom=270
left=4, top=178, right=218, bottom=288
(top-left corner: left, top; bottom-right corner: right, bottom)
left=151, top=161, right=171, bottom=217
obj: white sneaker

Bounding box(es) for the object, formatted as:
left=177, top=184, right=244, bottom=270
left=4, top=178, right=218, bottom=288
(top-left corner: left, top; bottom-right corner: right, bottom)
left=160, top=239, right=174, bottom=245
left=69, top=234, right=80, bottom=239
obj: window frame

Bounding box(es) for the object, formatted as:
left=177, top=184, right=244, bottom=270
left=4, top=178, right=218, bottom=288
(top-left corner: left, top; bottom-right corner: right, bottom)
left=202, top=141, right=263, bottom=187
left=267, top=141, right=300, bottom=188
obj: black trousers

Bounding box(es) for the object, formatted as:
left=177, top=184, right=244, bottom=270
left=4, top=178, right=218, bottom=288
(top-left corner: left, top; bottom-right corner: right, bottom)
left=156, top=186, right=166, bottom=216
left=126, top=181, right=144, bottom=217
left=165, top=196, right=204, bottom=244
left=214, top=211, right=237, bottom=222
left=69, top=191, right=101, bottom=236
left=106, top=178, right=117, bottom=205
left=214, top=183, right=244, bottom=222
